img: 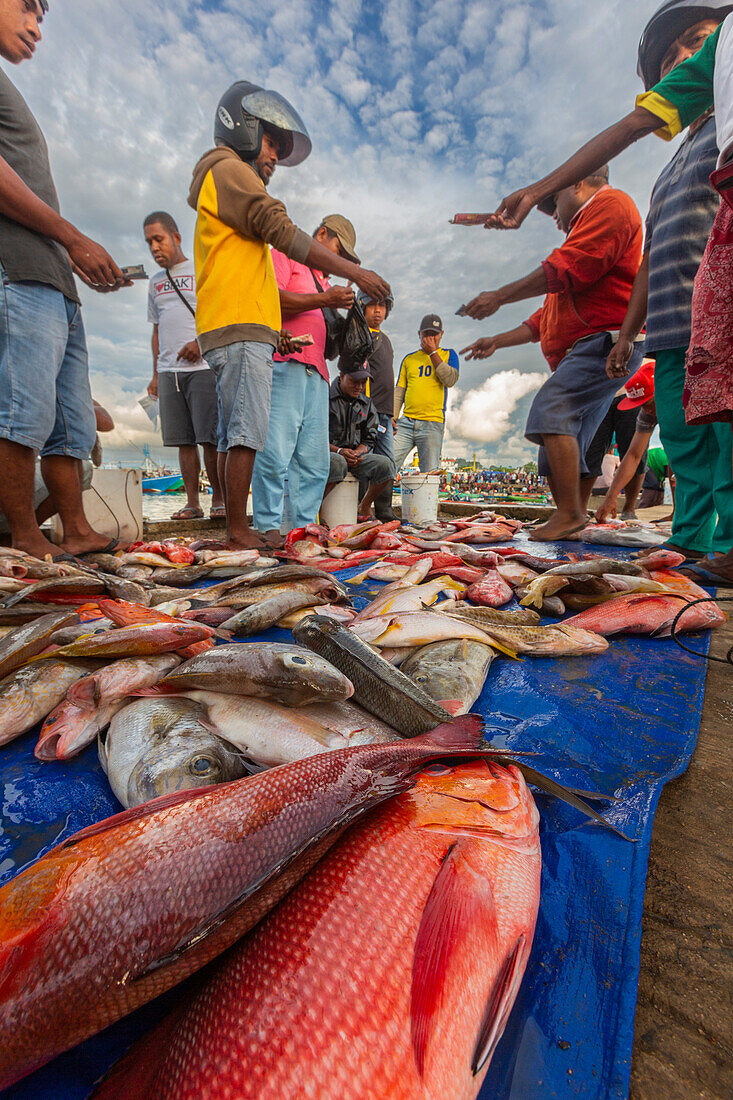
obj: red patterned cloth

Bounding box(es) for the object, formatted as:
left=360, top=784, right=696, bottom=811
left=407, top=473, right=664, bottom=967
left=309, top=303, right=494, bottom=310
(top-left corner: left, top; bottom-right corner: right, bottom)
left=684, top=200, right=733, bottom=425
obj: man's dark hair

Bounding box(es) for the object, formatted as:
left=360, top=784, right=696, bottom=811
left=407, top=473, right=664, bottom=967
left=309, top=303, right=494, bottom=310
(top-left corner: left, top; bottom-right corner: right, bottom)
left=312, top=224, right=338, bottom=240
left=143, top=211, right=180, bottom=236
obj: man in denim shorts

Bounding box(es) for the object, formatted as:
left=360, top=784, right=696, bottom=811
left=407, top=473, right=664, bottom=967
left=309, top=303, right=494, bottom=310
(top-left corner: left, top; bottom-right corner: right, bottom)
left=0, top=1, right=129, bottom=560
left=188, top=80, right=390, bottom=549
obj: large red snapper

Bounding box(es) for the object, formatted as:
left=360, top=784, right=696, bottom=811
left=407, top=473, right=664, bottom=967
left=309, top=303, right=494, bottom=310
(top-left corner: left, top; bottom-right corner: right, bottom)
left=93, top=759, right=541, bottom=1100
left=564, top=592, right=724, bottom=636
left=0, top=719, right=489, bottom=1090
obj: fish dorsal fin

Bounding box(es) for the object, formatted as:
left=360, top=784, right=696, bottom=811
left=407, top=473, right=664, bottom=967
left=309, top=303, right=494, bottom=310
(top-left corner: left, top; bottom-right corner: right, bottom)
left=411, top=843, right=495, bottom=1078
left=58, top=784, right=225, bottom=850
left=471, top=934, right=526, bottom=1075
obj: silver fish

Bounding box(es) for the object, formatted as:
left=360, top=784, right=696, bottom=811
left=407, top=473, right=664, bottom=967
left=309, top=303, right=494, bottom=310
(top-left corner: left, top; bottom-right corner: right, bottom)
left=293, top=616, right=452, bottom=737
left=221, top=592, right=326, bottom=637
left=99, top=697, right=249, bottom=808
left=400, top=640, right=496, bottom=715
left=147, top=642, right=354, bottom=707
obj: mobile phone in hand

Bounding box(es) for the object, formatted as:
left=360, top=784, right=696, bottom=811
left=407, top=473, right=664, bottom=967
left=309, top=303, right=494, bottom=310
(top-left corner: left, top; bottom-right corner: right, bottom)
left=120, top=265, right=148, bottom=280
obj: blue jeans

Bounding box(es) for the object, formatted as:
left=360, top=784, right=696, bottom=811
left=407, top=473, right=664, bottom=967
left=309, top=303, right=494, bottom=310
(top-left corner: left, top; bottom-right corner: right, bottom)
left=362, top=412, right=396, bottom=517
left=251, top=361, right=330, bottom=531
left=0, top=269, right=95, bottom=456
left=393, top=416, right=444, bottom=472
left=204, top=340, right=274, bottom=452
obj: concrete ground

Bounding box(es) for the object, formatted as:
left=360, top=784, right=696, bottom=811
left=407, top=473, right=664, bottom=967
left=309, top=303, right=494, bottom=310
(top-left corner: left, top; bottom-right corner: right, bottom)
left=631, top=600, right=733, bottom=1100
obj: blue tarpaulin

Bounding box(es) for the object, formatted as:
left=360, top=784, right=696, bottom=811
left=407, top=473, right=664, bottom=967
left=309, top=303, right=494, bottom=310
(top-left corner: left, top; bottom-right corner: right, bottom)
left=0, top=536, right=713, bottom=1099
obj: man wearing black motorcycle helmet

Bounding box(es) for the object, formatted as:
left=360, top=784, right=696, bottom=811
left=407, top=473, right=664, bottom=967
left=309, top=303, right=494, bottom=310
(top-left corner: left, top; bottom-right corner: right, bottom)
left=188, top=81, right=390, bottom=550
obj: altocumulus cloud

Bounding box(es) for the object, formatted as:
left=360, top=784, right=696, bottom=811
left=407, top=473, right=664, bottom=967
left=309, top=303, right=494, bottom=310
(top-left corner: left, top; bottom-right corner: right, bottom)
left=9, top=0, right=677, bottom=462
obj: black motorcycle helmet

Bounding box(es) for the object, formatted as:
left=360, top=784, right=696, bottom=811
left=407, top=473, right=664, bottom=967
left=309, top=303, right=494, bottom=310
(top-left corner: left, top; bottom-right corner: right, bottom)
left=214, top=81, right=312, bottom=166
left=637, top=1, right=733, bottom=88
left=356, top=288, right=394, bottom=317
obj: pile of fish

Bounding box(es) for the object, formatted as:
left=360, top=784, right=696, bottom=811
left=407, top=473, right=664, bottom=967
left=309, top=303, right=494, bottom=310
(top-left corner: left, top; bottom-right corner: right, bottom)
left=0, top=521, right=725, bottom=1098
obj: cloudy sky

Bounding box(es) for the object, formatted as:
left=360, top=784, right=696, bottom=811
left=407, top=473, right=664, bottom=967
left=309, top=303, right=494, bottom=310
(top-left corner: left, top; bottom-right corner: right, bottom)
left=12, top=0, right=680, bottom=466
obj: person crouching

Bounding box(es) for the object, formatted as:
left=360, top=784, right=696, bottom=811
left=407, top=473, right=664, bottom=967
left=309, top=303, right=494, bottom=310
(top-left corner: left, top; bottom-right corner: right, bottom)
left=325, top=366, right=394, bottom=521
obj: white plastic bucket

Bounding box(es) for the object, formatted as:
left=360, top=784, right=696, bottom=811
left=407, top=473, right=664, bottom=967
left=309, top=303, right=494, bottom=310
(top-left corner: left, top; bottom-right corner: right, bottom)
left=49, top=468, right=143, bottom=545
left=400, top=473, right=440, bottom=525
left=320, top=474, right=359, bottom=528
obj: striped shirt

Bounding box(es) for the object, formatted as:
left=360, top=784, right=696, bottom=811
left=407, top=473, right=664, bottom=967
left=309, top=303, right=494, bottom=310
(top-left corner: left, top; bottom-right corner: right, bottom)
left=644, top=116, right=720, bottom=354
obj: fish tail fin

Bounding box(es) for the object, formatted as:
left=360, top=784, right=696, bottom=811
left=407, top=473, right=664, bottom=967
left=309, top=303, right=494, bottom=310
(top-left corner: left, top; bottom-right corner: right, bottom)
left=412, top=714, right=485, bottom=752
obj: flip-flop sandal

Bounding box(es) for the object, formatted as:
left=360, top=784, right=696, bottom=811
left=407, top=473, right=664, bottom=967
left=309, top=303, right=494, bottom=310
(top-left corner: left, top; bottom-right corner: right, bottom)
left=678, top=561, right=733, bottom=586
left=171, top=508, right=204, bottom=521
left=209, top=506, right=226, bottom=520
left=74, top=539, right=120, bottom=560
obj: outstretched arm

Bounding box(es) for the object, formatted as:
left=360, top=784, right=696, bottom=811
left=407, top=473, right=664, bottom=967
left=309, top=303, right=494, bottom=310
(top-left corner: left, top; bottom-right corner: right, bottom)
left=486, top=107, right=663, bottom=230
left=461, top=323, right=534, bottom=361
left=462, top=267, right=548, bottom=320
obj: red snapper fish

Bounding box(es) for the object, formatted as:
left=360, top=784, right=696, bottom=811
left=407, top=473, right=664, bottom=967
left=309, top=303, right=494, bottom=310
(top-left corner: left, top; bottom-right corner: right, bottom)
left=126, top=541, right=195, bottom=565
left=466, top=570, right=513, bottom=608
left=564, top=592, right=725, bottom=636
left=92, top=759, right=541, bottom=1100
left=0, top=720, right=489, bottom=1090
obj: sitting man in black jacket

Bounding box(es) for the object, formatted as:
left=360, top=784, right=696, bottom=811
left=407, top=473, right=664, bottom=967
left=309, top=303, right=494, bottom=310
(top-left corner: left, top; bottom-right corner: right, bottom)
left=326, top=366, right=395, bottom=520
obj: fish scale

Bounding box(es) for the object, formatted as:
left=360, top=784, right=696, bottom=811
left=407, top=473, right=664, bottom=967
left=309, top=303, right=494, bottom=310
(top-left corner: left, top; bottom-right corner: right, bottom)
left=92, top=760, right=541, bottom=1100
left=0, top=723, right=486, bottom=1090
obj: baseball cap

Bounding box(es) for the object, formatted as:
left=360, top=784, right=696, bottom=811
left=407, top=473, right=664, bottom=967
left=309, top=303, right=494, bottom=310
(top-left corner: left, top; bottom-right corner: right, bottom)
left=538, top=164, right=610, bottom=216
left=618, top=359, right=655, bottom=409
left=341, top=363, right=370, bottom=380
left=319, top=215, right=359, bottom=263
left=419, top=313, right=443, bottom=333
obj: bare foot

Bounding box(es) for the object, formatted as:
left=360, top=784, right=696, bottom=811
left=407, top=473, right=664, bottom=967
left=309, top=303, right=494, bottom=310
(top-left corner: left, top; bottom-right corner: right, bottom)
left=60, top=532, right=118, bottom=556
left=261, top=529, right=285, bottom=550
left=528, top=513, right=587, bottom=543
left=12, top=533, right=65, bottom=561
left=225, top=531, right=269, bottom=551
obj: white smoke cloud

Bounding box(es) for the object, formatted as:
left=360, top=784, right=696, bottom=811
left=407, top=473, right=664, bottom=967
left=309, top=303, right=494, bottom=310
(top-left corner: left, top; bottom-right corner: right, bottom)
left=447, top=370, right=545, bottom=443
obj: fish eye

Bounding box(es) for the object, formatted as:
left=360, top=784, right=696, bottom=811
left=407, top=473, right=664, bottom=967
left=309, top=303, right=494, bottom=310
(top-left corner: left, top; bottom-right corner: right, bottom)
left=423, top=764, right=452, bottom=776
left=291, top=656, right=308, bottom=666
left=414, top=674, right=429, bottom=684
left=189, top=755, right=218, bottom=777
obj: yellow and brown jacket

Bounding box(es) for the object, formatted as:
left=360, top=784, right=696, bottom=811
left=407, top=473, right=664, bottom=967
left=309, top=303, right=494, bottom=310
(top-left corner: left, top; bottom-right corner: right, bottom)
left=187, top=147, right=312, bottom=353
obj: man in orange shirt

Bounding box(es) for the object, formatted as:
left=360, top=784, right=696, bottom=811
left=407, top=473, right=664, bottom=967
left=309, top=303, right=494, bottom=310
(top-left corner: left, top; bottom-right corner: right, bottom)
left=461, top=168, right=643, bottom=541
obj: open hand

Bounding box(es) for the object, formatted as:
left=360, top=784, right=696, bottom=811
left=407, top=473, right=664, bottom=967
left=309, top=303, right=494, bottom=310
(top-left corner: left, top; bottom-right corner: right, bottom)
left=461, top=337, right=499, bottom=361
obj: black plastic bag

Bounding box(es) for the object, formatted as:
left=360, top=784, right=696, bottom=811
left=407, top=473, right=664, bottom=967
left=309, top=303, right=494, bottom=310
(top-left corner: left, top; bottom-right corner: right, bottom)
left=337, top=297, right=374, bottom=373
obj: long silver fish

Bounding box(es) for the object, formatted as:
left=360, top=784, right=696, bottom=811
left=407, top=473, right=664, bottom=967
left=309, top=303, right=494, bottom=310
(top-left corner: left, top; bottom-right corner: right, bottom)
left=293, top=616, right=453, bottom=737
left=143, top=643, right=354, bottom=707
left=220, top=592, right=326, bottom=637
left=400, top=639, right=497, bottom=715
left=99, top=697, right=250, bottom=808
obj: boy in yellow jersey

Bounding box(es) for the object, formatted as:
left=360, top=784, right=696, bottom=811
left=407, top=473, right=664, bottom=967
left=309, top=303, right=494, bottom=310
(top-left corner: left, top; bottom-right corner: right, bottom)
left=393, top=314, right=459, bottom=472
left=188, top=80, right=390, bottom=549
